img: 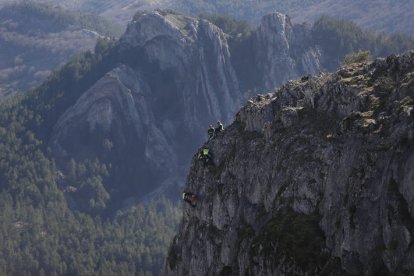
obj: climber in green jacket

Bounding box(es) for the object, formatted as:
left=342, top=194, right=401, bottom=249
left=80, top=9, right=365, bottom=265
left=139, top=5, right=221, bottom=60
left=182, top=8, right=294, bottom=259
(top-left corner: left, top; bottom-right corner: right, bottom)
left=198, top=147, right=213, bottom=166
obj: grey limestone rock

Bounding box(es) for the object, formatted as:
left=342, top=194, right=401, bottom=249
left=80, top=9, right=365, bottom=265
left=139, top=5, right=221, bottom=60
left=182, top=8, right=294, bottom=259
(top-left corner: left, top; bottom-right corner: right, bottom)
left=167, top=51, right=414, bottom=275
left=49, top=10, right=349, bottom=205
left=51, top=10, right=241, bottom=201
left=252, top=12, right=322, bottom=91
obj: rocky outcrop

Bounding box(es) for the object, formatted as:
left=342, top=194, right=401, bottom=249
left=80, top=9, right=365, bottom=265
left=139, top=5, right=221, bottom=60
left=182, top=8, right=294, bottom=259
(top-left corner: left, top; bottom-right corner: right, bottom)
left=167, top=51, right=414, bottom=275
left=120, top=11, right=240, bottom=126
left=51, top=11, right=241, bottom=201
left=252, top=12, right=322, bottom=91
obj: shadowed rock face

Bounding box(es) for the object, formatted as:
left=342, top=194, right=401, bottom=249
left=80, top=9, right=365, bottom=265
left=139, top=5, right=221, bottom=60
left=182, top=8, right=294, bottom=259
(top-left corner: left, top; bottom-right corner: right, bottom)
left=167, top=51, right=414, bottom=275
left=50, top=11, right=241, bottom=202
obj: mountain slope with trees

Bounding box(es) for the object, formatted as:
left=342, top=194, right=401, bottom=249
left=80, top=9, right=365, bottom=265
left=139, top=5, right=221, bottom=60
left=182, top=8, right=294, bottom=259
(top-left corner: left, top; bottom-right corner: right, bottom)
left=4, top=0, right=414, bottom=36
left=290, top=0, right=414, bottom=36
left=0, top=2, right=121, bottom=99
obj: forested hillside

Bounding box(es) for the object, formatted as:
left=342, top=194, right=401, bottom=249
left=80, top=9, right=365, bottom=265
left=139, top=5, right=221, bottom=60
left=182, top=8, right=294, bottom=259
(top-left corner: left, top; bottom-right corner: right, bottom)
left=311, top=16, right=414, bottom=70
left=10, top=0, right=414, bottom=37
left=177, top=0, right=320, bottom=23
left=290, top=0, right=414, bottom=36
left=0, top=2, right=121, bottom=99
left=0, top=34, right=182, bottom=275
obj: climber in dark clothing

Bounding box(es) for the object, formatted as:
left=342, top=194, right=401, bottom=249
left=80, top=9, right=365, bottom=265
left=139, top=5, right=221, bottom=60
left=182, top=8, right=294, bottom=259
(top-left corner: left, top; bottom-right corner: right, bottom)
left=208, top=124, right=215, bottom=141
left=215, top=121, right=224, bottom=134
left=198, top=147, right=213, bottom=166
left=182, top=190, right=197, bottom=207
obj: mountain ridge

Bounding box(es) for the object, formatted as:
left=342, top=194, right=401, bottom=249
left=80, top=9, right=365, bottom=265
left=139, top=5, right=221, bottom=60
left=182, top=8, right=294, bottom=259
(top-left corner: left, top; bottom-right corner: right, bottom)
left=0, top=2, right=121, bottom=98
left=8, top=0, right=414, bottom=36
left=290, top=0, right=414, bottom=36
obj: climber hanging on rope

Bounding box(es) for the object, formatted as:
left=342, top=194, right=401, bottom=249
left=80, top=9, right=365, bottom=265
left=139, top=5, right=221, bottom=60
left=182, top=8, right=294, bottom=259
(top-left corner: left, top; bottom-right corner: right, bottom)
left=198, top=146, right=213, bottom=167
left=182, top=190, right=197, bottom=207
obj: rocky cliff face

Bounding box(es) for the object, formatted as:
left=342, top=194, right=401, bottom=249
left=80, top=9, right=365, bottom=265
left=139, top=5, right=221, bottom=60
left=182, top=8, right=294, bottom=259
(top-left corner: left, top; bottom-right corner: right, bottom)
left=51, top=11, right=241, bottom=201
left=48, top=10, right=356, bottom=207
left=252, top=13, right=322, bottom=91
left=50, top=10, right=326, bottom=205
left=167, top=51, right=414, bottom=275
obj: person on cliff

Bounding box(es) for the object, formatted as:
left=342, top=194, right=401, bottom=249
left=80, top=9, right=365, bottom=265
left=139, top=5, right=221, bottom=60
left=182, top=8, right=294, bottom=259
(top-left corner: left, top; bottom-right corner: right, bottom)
left=198, top=147, right=213, bottom=167
left=182, top=190, right=197, bottom=207
left=215, top=121, right=224, bottom=134
left=208, top=124, right=215, bottom=141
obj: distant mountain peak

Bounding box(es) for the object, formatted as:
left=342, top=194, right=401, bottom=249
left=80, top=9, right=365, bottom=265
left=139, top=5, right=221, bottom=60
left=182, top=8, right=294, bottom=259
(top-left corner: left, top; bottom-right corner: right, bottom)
left=50, top=10, right=241, bottom=204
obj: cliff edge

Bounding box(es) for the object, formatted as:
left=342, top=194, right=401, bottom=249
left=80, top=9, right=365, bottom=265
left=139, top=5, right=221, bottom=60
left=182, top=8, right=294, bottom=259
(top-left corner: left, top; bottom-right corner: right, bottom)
left=167, top=51, right=414, bottom=275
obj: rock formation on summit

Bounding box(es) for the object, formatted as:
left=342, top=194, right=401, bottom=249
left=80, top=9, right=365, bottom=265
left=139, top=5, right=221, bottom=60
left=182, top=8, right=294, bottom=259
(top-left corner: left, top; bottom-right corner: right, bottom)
left=51, top=11, right=241, bottom=201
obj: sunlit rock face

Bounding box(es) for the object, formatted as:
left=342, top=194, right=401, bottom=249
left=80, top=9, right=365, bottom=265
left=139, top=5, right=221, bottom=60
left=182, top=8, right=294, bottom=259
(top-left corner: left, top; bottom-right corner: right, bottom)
left=252, top=12, right=322, bottom=91
left=167, top=51, right=414, bottom=275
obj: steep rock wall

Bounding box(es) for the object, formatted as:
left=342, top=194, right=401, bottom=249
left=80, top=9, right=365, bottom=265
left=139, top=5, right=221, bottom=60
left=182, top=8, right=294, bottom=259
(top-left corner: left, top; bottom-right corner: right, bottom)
left=252, top=12, right=322, bottom=91
left=167, top=51, right=414, bottom=275
left=50, top=11, right=241, bottom=202
left=49, top=11, right=339, bottom=206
